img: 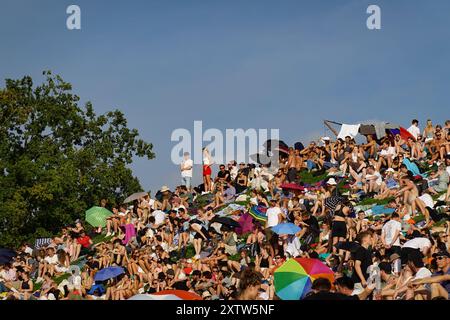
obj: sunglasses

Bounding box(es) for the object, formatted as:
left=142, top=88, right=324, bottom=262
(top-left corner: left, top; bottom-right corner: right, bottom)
left=436, top=256, right=447, bottom=261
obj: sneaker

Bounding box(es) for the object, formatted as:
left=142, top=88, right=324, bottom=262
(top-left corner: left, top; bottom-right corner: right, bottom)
left=106, top=232, right=111, bottom=237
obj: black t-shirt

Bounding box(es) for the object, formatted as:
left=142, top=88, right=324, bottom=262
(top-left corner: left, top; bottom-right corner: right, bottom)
left=173, top=280, right=189, bottom=291
left=303, top=291, right=359, bottom=300
left=304, top=216, right=320, bottom=236
left=351, top=246, right=372, bottom=283
left=217, top=170, right=231, bottom=181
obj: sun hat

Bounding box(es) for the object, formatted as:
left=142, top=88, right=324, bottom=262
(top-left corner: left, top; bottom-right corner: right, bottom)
left=160, top=186, right=170, bottom=192
left=389, top=253, right=401, bottom=263
left=386, top=168, right=395, bottom=173
left=327, top=178, right=337, bottom=185
left=321, top=137, right=331, bottom=144
left=202, top=291, right=212, bottom=298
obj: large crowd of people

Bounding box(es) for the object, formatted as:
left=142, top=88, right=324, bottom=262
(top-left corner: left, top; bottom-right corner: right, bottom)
left=1, top=119, right=450, bottom=301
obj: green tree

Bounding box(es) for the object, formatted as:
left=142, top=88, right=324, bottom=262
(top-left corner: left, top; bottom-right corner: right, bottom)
left=0, top=71, right=155, bottom=247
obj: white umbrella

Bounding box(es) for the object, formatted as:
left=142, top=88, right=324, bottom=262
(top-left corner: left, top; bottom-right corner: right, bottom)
left=124, top=192, right=148, bottom=203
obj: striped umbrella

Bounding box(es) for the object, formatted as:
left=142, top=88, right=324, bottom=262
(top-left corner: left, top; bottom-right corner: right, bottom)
left=85, top=206, right=113, bottom=227
left=274, top=258, right=335, bottom=300
left=249, top=205, right=268, bottom=222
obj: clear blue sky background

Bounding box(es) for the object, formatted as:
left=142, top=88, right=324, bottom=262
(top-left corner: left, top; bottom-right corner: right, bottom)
left=1, top=0, right=449, bottom=193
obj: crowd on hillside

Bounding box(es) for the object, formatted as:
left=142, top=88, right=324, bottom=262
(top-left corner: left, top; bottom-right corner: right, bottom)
left=1, top=119, right=450, bottom=300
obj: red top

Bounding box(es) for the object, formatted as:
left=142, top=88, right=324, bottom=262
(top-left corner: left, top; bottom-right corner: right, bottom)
left=77, top=235, right=91, bottom=248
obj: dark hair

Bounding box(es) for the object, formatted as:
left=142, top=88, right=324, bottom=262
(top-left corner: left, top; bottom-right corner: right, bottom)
left=355, top=231, right=371, bottom=243
left=334, top=276, right=354, bottom=290
left=238, top=269, right=262, bottom=291
left=391, top=212, right=400, bottom=219
left=311, top=278, right=331, bottom=292
left=378, top=261, right=392, bottom=274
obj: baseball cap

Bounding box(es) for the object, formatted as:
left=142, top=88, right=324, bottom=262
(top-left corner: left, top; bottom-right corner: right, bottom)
left=432, top=251, right=450, bottom=258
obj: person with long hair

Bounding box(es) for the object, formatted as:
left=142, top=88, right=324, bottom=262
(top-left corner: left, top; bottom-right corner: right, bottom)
left=202, top=147, right=214, bottom=192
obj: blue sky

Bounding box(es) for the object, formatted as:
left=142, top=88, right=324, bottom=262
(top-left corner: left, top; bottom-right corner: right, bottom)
left=1, top=0, right=449, bottom=193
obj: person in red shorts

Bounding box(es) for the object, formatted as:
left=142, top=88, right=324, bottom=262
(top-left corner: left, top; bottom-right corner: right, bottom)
left=202, top=147, right=214, bottom=193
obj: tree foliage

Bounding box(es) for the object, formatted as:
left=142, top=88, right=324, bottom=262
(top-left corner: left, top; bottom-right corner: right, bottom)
left=0, top=71, right=155, bottom=247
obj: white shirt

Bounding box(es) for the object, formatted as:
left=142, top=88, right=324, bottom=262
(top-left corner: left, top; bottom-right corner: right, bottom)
left=446, top=166, right=450, bottom=177
left=45, top=255, right=58, bottom=265
left=267, top=206, right=282, bottom=227
left=230, top=167, right=239, bottom=180
left=152, top=210, right=166, bottom=225
left=380, top=146, right=396, bottom=157
left=407, top=125, right=420, bottom=139
left=24, top=246, right=33, bottom=255
left=286, top=236, right=302, bottom=258
left=403, top=237, right=431, bottom=251
left=418, top=193, right=434, bottom=208
left=366, top=172, right=382, bottom=185
left=382, top=220, right=402, bottom=246
left=413, top=267, right=432, bottom=280
left=181, top=159, right=193, bottom=178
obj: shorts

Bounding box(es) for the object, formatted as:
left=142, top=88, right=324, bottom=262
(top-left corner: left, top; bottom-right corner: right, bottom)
left=203, top=165, right=211, bottom=176
left=385, top=246, right=402, bottom=257
left=400, top=247, right=421, bottom=265
left=287, top=168, right=297, bottom=182
left=182, top=176, right=192, bottom=189
left=331, top=220, right=347, bottom=238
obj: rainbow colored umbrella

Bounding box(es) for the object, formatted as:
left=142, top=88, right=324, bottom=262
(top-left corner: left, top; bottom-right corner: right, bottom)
left=249, top=205, right=268, bottom=222
left=274, top=258, right=334, bottom=300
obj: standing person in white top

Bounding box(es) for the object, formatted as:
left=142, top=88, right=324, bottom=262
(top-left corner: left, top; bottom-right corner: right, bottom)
left=381, top=213, right=402, bottom=273
left=266, top=199, right=283, bottom=228
left=407, top=119, right=421, bottom=140
left=265, top=199, right=284, bottom=248
left=180, top=152, right=193, bottom=191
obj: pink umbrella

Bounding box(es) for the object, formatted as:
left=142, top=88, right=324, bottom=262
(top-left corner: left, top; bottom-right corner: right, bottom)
left=236, top=213, right=254, bottom=235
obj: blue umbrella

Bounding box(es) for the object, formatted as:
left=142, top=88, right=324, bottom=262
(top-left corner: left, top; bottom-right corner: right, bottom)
left=94, top=266, right=124, bottom=281
left=0, top=248, right=17, bottom=265
left=272, top=223, right=301, bottom=235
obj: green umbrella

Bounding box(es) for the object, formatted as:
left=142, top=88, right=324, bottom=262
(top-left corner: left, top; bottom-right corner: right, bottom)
left=85, top=206, right=113, bottom=227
